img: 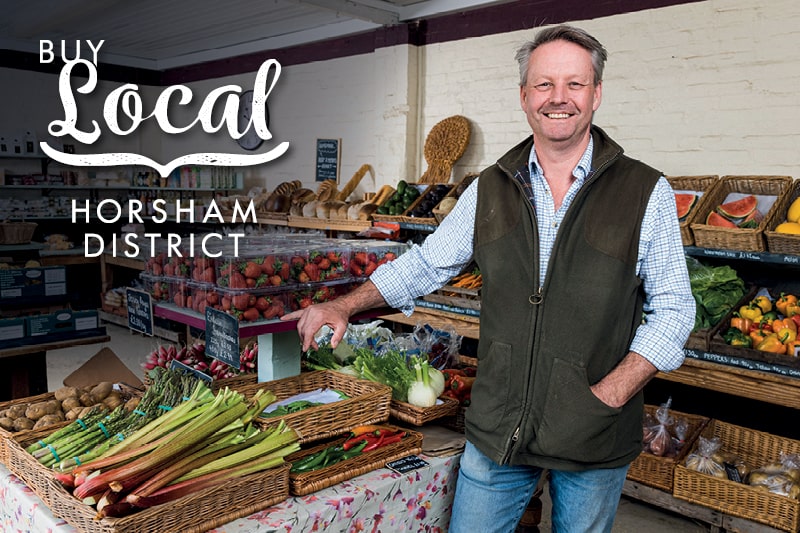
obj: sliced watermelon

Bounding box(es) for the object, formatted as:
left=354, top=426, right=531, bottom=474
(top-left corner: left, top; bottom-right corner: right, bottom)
left=737, top=208, right=763, bottom=228
left=675, top=193, right=698, bottom=221
left=717, top=194, right=757, bottom=219
left=706, top=211, right=737, bottom=228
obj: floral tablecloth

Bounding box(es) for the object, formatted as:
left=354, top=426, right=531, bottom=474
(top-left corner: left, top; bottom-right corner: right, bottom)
left=0, top=453, right=459, bottom=533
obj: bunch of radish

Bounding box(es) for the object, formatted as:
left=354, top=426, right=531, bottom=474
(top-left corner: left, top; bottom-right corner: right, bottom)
left=142, top=342, right=208, bottom=373
left=240, top=342, right=257, bottom=372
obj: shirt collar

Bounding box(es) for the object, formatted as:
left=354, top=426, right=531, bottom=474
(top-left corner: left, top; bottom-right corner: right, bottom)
left=528, top=135, right=594, bottom=181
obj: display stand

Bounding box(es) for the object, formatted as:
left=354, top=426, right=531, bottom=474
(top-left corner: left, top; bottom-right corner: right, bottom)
left=154, top=303, right=388, bottom=381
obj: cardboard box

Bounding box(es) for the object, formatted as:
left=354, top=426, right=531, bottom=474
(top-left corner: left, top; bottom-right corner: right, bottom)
left=0, top=266, right=67, bottom=300
left=63, top=347, right=144, bottom=389
left=0, top=316, right=25, bottom=341
left=72, top=309, right=99, bottom=331
left=26, top=309, right=74, bottom=336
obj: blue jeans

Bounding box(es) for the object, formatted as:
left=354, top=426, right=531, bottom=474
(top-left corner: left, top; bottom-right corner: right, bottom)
left=449, top=441, right=629, bottom=533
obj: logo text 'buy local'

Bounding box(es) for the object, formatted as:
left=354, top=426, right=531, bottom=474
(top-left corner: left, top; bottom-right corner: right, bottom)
left=38, top=39, right=289, bottom=176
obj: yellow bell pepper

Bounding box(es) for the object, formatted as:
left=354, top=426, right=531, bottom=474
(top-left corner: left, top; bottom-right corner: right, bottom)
left=739, top=303, right=763, bottom=323
left=773, top=318, right=797, bottom=343
left=785, top=301, right=800, bottom=318
left=775, top=293, right=799, bottom=316
left=753, top=295, right=773, bottom=314
left=756, top=334, right=788, bottom=355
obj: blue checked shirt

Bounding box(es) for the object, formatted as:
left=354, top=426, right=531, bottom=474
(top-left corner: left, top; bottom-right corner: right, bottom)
left=371, top=138, right=694, bottom=372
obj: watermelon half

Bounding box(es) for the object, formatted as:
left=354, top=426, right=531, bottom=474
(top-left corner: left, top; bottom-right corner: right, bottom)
left=675, top=193, right=698, bottom=221
left=706, top=211, right=737, bottom=228
left=717, top=195, right=757, bottom=219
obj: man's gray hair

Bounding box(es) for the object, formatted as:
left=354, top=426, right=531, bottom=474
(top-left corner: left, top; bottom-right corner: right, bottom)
left=515, top=24, right=608, bottom=87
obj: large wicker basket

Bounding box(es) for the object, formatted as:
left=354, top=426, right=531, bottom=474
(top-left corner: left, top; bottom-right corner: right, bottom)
left=625, top=405, right=709, bottom=492
left=44, top=462, right=289, bottom=533
left=0, top=391, right=66, bottom=465
left=235, top=370, right=392, bottom=443
left=765, top=178, right=800, bottom=255
left=0, top=221, right=37, bottom=244
left=690, top=175, right=793, bottom=252
left=286, top=424, right=423, bottom=496
left=666, top=175, right=719, bottom=246
left=673, top=419, right=800, bottom=532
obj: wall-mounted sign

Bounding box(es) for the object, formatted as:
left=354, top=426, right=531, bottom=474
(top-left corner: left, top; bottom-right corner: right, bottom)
left=315, top=138, right=340, bottom=183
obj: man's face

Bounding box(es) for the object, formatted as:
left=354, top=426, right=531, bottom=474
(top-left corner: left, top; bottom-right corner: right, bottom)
left=519, top=40, right=602, bottom=146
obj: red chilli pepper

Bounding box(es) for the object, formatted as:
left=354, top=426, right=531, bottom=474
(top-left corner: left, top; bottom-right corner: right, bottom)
left=362, top=433, right=386, bottom=452
left=365, top=431, right=406, bottom=452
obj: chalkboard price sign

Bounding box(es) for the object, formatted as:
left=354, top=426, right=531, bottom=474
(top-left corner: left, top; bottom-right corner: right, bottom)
left=205, top=306, right=240, bottom=369
left=315, top=138, right=340, bottom=183
left=385, top=455, right=429, bottom=475
left=126, top=288, right=153, bottom=336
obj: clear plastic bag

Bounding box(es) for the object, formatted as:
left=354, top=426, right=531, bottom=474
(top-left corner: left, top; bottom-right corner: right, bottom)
left=645, top=398, right=676, bottom=457
left=684, top=436, right=727, bottom=478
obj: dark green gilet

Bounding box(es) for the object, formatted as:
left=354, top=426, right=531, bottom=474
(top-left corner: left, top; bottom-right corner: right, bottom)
left=467, top=125, right=661, bottom=471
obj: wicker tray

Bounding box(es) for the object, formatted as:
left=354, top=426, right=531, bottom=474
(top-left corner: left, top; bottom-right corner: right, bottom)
left=286, top=424, right=423, bottom=496
left=626, top=405, right=709, bottom=492
left=765, top=178, right=800, bottom=255
left=0, top=221, right=37, bottom=244
left=234, top=370, right=392, bottom=443
left=389, top=394, right=460, bottom=426
left=666, top=175, right=719, bottom=246
left=673, top=419, right=800, bottom=532
left=44, top=461, right=289, bottom=533
left=690, top=175, right=793, bottom=252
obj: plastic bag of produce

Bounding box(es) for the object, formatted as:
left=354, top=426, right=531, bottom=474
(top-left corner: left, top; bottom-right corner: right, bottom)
left=685, top=436, right=727, bottom=478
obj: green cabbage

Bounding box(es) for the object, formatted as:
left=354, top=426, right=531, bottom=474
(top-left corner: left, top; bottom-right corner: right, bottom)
left=686, top=256, right=746, bottom=331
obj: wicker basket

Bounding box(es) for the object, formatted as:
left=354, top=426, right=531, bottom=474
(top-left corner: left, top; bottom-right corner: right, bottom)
left=44, top=462, right=289, bottom=533
left=666, top=175, right=719, bottom=246
left=765, top=178, right=800, bottom=255
left=626, top=405, right=709, bottom=492
left=0, top=391, right=62, bottom=465
left=0, top=221, right=37, bottom=244
left=389, top=394, right=460, bottom=426
left=673, top=419, right=800, bottom=532
left=286, top=424, right=423, bottom=496
left=419, top=115, right=471, bottom=185
left=690, top=175, right=793, bottom=252
left=234, top=370, right=392, bottom=443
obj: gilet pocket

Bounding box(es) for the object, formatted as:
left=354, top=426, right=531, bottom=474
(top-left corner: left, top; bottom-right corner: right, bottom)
left=533, top=358, right=621, bottom=463
left=468, top=341, right=512, bottom=434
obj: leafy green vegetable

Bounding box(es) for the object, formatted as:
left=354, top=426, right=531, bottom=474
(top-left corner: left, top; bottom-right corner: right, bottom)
left=303, top=345, right=342, bottom=371
left=686, top=257, right=746, bottom=331
left=352, top=347, right=416, bottom=402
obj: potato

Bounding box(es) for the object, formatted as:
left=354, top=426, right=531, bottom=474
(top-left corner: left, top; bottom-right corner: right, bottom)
left=7, top=404, right=26, bottom=419
left=0, top=417, right=14, bottom=431
left=103, top=391, right=123, bottom=410
left=79, top=392, right=96, bottom=407
left=25, top=402, right=51, bottom=421
left=33, top=414, right=63, bottom=430
left=65, top=407, right=83, bottom=421
left=12, top=417, right=35, bottom=431
left=124, top=396, right=141, bottom=411
left=61, top=397, right=82, bottom=412
left=90, top=381, right=114, bottom=402
left=54, top=386, right=79, bottom=401
left=45, top=399, right=61, bottom=414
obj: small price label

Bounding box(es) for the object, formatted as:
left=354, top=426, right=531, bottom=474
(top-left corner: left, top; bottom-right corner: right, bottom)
left=385, top=455, right=429, bottom=475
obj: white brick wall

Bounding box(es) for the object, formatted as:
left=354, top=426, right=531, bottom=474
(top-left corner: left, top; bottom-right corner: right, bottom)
left=3, top=0, right=799, bottom=192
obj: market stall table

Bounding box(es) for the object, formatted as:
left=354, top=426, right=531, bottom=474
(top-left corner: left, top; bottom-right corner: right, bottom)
left=0, top=452, right=459, bottom=532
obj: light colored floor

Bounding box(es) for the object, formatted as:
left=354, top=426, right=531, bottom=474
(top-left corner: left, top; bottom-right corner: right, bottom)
left=46, top=323, right=710, bottom=532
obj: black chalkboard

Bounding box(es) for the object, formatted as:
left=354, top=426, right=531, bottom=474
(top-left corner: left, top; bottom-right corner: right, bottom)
left=385, top=454, right=429, bottom=474
left=169, top=359, right=213, bottom=384
left=205, top=307, right=240, bottom=369
left=126, top=288, right=153, bottom=336
left=315, top=138, right=340, bottom=182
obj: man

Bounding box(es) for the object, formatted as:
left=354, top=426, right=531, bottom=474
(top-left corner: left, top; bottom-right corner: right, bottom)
left=283, top=24, right=694, bottom=533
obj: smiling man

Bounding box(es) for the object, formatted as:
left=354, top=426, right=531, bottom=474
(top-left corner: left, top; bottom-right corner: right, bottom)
left=284, top=24, right=694, bottom=533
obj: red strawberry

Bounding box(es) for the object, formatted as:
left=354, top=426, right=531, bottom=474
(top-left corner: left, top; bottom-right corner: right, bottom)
left=263, top=303, right=283, bottom=319
left=303, top=263, right=321, bottom=282
left=255, top=297, right=270, bottom=312
left=243, top=262, right=262, bottom=279
left=364, top=262, right=378, bottom=276
left=269, top=275, right=283, bottom=286
left=242, top=307, right=260, bottom=322
left=353, top=252, right=368, bottom=266
left=261, top=256, right=276, bottom=275
left=298, top=296, right=313, bottom=309
left=291, top=256, right=306, bottom=267
left=327, top=251, right=340, bottom=262
left=228, top=272, right=247, bottom=289
left=383, top=252, right=397, bottom=261
left=232, top=294, right=250, bottom=310
left=317, top=258, right=331, bottom=270
left=280, top=262, right=291, bottom=281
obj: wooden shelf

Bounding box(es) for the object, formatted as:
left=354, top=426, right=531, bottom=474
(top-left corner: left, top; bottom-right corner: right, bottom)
left=382, top=307, right=480, bottom=339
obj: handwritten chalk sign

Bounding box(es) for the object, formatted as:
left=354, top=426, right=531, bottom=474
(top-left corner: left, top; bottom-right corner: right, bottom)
left=205, top=306, right=240, bottom=369
left=386, top=455, right=429, bottom=475
left=315, top=138, right=340, bottom=183
left=126, top=288, right=153, bottom=336
left=169, top=360, right=213, bottom=384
